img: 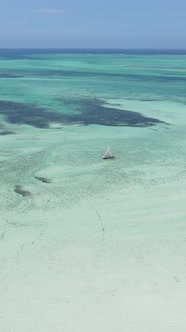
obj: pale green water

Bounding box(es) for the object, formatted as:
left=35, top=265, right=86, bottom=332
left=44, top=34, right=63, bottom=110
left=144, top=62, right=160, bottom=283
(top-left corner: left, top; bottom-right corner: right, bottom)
left=0, top=50, right=186, bottom=331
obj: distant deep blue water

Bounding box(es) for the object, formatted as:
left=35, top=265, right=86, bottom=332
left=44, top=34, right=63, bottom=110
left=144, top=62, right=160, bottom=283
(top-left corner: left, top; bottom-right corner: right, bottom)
left=0, top=48, right=186, bottom=59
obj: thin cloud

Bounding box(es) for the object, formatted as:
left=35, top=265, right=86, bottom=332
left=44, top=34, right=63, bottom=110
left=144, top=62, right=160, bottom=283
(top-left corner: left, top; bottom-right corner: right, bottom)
left=36, top=9, right=65, bottom=14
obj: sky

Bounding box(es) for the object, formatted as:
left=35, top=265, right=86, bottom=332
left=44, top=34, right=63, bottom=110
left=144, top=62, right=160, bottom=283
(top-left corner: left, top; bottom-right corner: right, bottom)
left=0, top=0, right=186, bottom=49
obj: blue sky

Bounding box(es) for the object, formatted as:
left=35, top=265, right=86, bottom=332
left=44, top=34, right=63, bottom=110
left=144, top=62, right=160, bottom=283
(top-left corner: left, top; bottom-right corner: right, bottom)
left=0, top=0, right=186, bottom=48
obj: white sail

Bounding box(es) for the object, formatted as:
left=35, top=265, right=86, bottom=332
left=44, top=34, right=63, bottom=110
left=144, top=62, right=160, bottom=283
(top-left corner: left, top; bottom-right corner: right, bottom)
left=103, top=145, right=114, bottom=159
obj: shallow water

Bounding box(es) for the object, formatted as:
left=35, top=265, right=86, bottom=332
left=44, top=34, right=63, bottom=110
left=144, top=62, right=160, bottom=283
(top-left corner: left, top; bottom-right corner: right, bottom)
left=0, top=49, right=186, bottom=331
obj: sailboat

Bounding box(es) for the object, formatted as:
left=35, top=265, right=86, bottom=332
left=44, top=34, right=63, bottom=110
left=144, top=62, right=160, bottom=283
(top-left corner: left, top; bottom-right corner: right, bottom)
left=102, top=145, right=115, bottom=159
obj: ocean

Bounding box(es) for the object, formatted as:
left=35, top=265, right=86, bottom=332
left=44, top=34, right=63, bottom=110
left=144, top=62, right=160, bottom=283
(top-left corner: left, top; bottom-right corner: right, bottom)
left=0, top=49, right=186, bottom=331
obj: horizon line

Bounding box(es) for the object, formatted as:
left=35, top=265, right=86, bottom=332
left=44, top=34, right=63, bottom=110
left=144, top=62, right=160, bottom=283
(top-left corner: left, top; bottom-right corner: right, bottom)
left=0, top=47, right=186, bottom=50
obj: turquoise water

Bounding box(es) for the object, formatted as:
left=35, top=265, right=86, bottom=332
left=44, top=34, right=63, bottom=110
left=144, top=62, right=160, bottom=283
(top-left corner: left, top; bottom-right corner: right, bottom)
left=0, top=49, right=186, bottom=125
left=0, top=50, right=186, bottom=331
left=0, top=49, right=186, bottom=203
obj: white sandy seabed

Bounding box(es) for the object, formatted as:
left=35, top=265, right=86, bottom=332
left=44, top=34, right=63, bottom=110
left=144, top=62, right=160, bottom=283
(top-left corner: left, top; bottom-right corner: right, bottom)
left=0, top=101, right=186, bottom=332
